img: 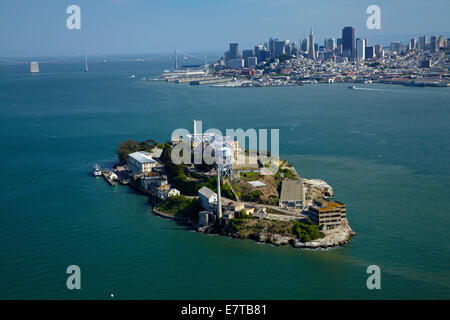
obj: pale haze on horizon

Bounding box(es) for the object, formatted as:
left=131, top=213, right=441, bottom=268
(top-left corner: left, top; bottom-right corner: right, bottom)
left=0, top=0, right=449, bottom=58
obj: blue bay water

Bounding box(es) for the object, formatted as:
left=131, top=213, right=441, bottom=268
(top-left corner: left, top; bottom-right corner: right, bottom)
left=0, top=59, right=449, bottom=299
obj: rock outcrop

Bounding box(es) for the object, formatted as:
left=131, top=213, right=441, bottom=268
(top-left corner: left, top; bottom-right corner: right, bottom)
left=292, top=219, right=355, bottom=249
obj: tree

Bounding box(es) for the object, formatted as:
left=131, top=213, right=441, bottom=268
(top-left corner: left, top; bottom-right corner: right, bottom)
left=116, top=139, right=141, bottom=164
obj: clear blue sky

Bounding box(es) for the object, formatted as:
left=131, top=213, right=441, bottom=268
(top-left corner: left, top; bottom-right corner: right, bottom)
left=0, top=0, right=448, bottom=57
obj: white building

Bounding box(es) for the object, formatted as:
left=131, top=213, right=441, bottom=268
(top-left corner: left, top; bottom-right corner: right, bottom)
left=157, top=185, right=180, bottom=200
left=356, top=38, right=366, bottom=61
left=198, top=186, right=217, bottom=211
left=128, top=151, right=157, bottom=176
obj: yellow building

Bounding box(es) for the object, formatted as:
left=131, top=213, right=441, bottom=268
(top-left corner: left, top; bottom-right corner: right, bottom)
left=128, top=151, right=157, bottom=176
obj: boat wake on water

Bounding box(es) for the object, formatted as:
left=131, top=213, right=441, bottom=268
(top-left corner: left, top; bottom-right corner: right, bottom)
left=349, top=86, right=422, bottom=93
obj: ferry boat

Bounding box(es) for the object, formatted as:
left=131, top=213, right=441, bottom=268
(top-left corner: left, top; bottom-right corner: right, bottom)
left=93, top=164, right=102, bottom=177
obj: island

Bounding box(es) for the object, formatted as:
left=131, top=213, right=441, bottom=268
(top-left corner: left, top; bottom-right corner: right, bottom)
left=99, top=121, right=355, bottom=249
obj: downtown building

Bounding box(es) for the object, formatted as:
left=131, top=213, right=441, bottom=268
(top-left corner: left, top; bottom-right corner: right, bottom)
left=342, top=26, right=355, bottom=59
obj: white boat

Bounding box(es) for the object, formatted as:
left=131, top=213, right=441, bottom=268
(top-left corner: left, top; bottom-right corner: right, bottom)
left=30, top=62, right=40, bottom=73
left=128, top=75, right=136, bottom=79
left=348, top=85, right=356, bottom=89
left=93, top=164, right=102, bottom=177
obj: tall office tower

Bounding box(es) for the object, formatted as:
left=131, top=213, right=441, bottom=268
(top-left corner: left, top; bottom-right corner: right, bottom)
left=356, top=38, right=366, bottom=61
left=365, top=46, right=375, bottom=59
left=419, top=35, right=427, bottom=50
left=229, top=43, right=239, bottom=60
left=337, top=38, right=343, bottom=47
left=410, top=38, right=417, bottom=50
left=391, top=41, right=402, bottom=52
left=247, top=56, right=258, bottom=67
left=300, top=38, right=309, bottom=52
left=447, top=39, right=450, bottom=49
left=285, top=43, right=294, bottom=56
left=308, top=27, right=316, bottom=60
left=224, top=50, right=230, bottom=64
left=242, top=49, right=254, bottom=67
left=342, top=26, right=356, bottom=58
left=324, top=38, right=335, bottom=52
left=254, top=45, right=264, bottom=63
left=274, top=40, right=288, bottom=57
left=430, top=36, right=438, bottom=52
left=438, top=35, right=445, bottom=48
left=374, top=44, right=382, bottom=58
left=260, top=49, right=271, bottom=62
left=269, top=38, right=278, bottom=57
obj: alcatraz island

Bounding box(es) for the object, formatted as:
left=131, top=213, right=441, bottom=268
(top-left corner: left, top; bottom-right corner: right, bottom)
left=98, top=121, right=355, bottom=249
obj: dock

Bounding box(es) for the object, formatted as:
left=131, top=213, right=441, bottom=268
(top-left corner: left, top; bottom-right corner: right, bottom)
left=102, top=170, right=117, bottom=186
left=189, top=78, right=231, bottom=85
left=114, top=165, right=131, bottom=185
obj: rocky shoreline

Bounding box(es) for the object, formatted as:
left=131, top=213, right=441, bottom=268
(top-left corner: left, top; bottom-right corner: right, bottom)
left=197, top=218, right=355, bottom=250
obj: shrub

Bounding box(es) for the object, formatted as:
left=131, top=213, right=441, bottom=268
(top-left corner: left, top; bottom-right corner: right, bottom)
left=292, top=221, right=324, bottom=243
left=242, top=190, right=262, bottom=202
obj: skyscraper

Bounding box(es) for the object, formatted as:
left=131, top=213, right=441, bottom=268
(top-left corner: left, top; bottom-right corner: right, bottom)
left=391, top=41, right=402, bottom=52
left=430, top=36, right=438, bottom=52
left=269, top=38, right=278, bottom=57
left=342, top=26, right=355, bottom=58
left=300, top=38, right=309, bottom=52
left=274, top=40, right=288, bottom=57
left=324, top=38, right=335, bottom=52
left=438, top=35, right=445, bottom=49
left=419, top=36, right=427, bottom=50
left=410, top=38, right=417, bottom=50
left=229, top=43, right=239, bottom=60
left=242, top=49, right=254, bottom=67
left=308, top=27, right=315, bottom=60
left=374, top=44, right=383, bottom=58
left=365, top=46, right=375, bottom=60
left=356, top=38, right=366, bottom=61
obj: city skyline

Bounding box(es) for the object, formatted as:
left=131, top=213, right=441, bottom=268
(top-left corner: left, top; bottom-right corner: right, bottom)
left=1, top=0, right=450, bottom=58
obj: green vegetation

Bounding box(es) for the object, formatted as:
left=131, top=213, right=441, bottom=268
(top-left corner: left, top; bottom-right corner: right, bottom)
left=262, top=194, right=279, bottom=206
left=241, top=190, right=262, bottom=202
left=241, top=171, right=263, bottom=181
left=275, top=168, right=298, bottom=181
left=116, top=139, right=159, bottom=164
left=156, top=195, right=202, bottom=220
left=231, top=183, right=242, bottom=199
left=221, top=183, right=235, bottom=200
left=292, top=220, right=324, bottom=243
left=229, top=212, right=253, bottom=232
left=230, top=219, right=324, bottom=242
left=117, top=139, right=140, bottom=164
